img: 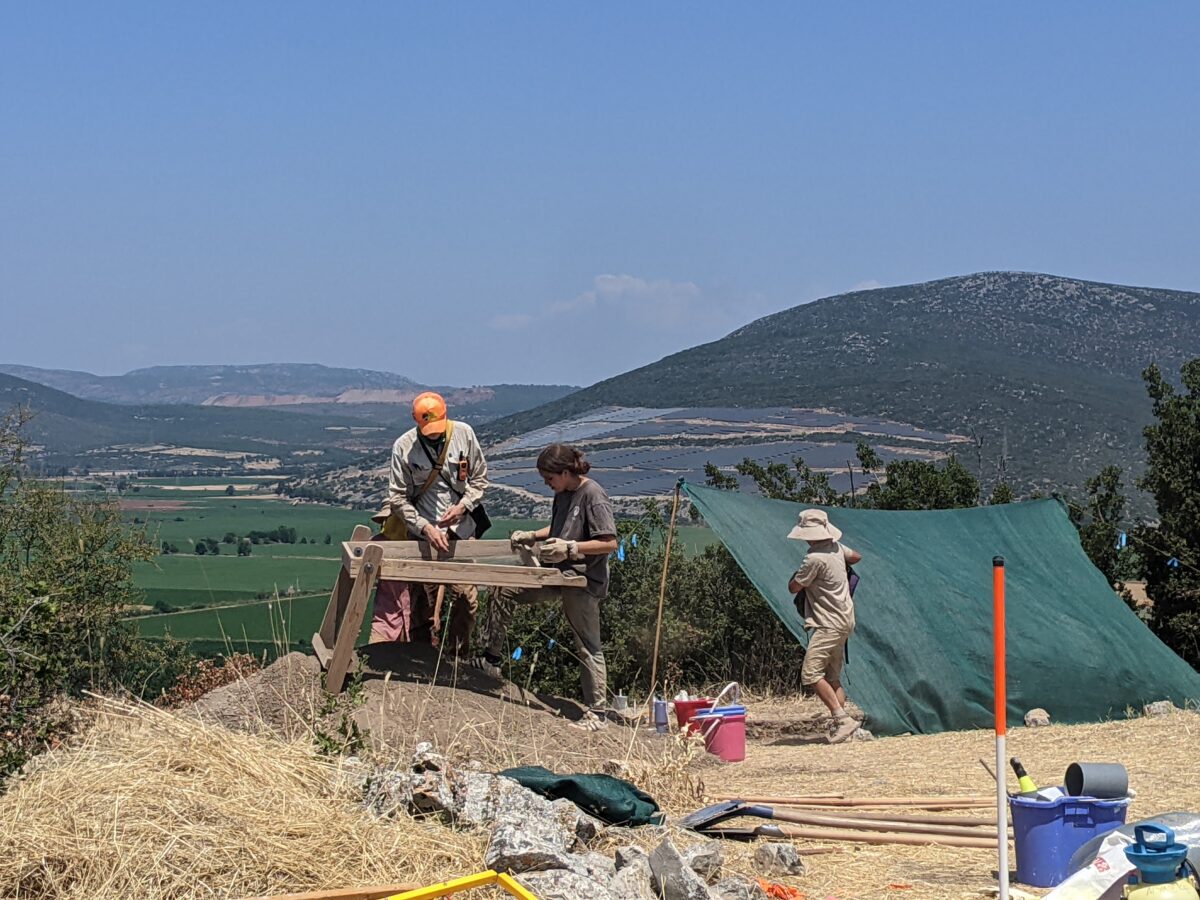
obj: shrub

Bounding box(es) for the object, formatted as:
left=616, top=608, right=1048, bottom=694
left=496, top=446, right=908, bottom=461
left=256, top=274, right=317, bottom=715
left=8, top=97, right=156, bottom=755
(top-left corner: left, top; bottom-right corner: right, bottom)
left=0, top=410, right=194, bottom=782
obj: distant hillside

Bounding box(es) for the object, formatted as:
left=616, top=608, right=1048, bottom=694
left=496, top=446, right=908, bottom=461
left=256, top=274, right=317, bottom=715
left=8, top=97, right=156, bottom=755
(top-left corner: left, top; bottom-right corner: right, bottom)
left=0, top=363, right=577, bottom=420
left=484, top=272, right=1200, bottom=493
left=0, top=373, right=390, bottom=473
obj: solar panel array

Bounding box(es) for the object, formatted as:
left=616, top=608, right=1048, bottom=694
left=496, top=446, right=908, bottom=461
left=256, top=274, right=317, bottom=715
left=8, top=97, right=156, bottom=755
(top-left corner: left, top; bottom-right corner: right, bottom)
left=487, top=406, right=966, bottom=498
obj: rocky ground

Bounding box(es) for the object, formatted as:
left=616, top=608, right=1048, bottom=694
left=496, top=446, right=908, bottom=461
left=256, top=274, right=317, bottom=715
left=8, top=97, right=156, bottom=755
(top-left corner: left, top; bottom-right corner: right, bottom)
left=187, top=651, right=1200, bottom=899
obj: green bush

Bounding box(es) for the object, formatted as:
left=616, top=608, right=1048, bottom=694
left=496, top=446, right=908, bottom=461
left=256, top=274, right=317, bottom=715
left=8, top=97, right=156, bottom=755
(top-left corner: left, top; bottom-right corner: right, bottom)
left=1, top=410, right=193, bottom=783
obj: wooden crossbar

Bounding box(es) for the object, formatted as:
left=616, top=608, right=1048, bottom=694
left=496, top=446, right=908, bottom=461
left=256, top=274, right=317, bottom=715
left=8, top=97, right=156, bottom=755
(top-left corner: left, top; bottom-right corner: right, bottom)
left=317, top=531, right=584, bottom=693
left=342, top=539, right=517, bottom=561
left=345, top=555, right=586, bottom=587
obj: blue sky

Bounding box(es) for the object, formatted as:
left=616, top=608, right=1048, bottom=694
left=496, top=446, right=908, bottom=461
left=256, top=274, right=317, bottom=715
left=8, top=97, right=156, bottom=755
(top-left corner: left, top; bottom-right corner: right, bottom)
left=2, top=3, right=1198, bottom=387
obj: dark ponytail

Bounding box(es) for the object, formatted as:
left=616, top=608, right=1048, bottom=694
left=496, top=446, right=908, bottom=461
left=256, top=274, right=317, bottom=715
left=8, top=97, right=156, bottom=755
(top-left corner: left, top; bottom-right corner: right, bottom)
left=537, top=443, right=591, bottom=476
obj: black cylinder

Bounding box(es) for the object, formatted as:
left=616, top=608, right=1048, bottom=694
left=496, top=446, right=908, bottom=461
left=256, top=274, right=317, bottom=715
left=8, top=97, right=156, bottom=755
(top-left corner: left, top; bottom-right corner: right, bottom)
left=1065, top=762, right=1129, bottom=799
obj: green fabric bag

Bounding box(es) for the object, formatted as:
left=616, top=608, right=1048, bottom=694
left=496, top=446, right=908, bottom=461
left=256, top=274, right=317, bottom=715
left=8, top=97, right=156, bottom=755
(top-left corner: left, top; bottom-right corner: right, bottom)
left=499, top=765, right=664, bottom=826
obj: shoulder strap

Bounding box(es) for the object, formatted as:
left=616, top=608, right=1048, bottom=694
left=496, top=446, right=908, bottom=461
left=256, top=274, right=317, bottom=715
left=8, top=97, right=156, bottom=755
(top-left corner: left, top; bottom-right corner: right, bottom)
left=414, top=422, right=455, bottom=500
left=421, top=423, right=469, bottom=499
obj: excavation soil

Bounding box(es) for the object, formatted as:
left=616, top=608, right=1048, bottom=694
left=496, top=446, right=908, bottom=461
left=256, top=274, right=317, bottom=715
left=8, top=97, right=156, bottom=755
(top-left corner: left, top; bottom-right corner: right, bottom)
left=192, top=646, right=665, bottom=771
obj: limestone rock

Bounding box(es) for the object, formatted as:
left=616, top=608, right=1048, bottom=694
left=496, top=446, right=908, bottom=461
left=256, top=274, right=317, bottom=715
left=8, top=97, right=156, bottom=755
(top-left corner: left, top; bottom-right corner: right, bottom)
left=452, top=772, right=601, bottom=842
left=579, top=851, right=616, bottom=884
left=362, top=768, right=412, bottom=818
left=615, top=844, right=650, bottom=871
left=453, top=771, right=503, bottom=827
left=408, top=768, right=455, bottom=816
left=551, top=796, right=604, bottom=844
left=753, top=842, right=806, bottom=877
left=850, top=727, right=876, bottom=741
left=517, top=869, right=619, bottom=900
left=1024, top=708, right=1051, bottom=727
left=1144, top=700, right=1177, bottom=717
left=485, top=821, right=577, bottom=874
left=712, top=877, right=769, bottom=900
left=410, top=740, right=447, bottom=772
left=649, top=837, right=717, bottom=900
left=683, top=842, right=723, bottom=883
left=611, top=850, right=654, bottom=898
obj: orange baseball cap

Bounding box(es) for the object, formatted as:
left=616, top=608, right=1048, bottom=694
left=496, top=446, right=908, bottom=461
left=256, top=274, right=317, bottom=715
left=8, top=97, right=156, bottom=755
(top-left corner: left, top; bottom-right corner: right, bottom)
left=412, top=391, right=449, bottom=437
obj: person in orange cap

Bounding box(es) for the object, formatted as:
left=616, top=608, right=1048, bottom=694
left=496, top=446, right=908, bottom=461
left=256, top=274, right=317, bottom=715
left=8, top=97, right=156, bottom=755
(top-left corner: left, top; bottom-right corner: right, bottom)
left=385, top=391, right=490, bottom=654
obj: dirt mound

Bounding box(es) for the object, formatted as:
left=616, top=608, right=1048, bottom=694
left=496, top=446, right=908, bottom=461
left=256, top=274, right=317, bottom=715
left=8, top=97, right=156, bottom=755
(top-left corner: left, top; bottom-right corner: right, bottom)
left=193, top=647, right=666, bottom=772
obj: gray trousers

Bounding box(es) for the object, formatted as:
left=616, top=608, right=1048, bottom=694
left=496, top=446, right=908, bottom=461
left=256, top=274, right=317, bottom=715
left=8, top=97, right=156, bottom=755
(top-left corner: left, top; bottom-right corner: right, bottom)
left=485, top=585, right=608, bottom=710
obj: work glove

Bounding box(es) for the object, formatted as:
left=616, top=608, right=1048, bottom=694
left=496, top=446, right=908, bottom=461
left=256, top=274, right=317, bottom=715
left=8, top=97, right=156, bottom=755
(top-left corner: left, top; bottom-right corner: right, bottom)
left=509, top=530, right=537, bottom=551
left=537, top=537, right=581, bottom=564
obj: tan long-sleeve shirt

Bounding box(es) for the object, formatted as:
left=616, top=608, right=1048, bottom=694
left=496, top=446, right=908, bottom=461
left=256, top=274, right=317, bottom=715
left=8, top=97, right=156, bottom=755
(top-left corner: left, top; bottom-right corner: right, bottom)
left=387, top=421, right=488, bottom=540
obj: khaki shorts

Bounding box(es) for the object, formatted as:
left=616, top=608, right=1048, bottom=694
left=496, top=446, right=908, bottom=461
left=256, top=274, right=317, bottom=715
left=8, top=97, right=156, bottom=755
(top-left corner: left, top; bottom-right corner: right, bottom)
left=801, top=627, right=850, bottom=687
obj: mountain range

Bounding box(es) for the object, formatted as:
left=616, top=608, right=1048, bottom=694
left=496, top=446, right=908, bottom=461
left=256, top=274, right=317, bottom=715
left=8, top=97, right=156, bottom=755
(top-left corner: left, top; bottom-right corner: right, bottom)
left=6, top=272, right=1198, bottom=498
left=483, top=271, right=1200, bottom=493
left=0, top=367, right=575, bottom=474
left=0, top=363, right=577, bottom=417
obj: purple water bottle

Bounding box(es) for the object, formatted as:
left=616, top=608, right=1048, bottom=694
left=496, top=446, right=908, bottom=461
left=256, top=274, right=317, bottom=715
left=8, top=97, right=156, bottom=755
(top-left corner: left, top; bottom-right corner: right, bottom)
left=653, top=698, right=669, bottom=733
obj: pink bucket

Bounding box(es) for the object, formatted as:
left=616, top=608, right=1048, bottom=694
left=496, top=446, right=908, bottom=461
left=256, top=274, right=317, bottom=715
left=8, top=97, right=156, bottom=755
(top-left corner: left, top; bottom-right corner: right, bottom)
left=694, top=706, right=746, bottom=762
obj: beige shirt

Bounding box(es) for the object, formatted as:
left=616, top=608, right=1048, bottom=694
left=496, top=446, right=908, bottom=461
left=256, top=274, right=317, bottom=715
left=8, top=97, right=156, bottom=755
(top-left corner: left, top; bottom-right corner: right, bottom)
left=387, top=421, right=488, bottom=540
left=793, top=540, right=856, bottom=633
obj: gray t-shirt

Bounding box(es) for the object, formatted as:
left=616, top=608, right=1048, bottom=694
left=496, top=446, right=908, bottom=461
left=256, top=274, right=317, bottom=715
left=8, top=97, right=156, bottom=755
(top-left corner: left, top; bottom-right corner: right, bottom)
left=550, top=478, right=617, bottom=598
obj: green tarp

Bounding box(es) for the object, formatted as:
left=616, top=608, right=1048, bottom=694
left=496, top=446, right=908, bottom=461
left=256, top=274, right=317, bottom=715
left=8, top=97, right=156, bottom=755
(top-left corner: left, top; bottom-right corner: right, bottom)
left=499, top=766, right=664, bottom=826
left=684, top=485, right=1200, bottom=736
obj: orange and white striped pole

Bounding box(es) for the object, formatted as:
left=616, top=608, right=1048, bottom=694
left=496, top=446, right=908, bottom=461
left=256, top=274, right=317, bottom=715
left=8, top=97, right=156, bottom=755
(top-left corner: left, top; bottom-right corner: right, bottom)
left=993, top=555, right=1009, bottom=900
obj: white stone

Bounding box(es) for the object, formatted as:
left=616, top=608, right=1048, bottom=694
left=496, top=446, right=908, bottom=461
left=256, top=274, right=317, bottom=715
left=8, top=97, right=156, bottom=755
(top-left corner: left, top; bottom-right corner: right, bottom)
left=1024, top=708, right=1051, bottom=727
left=753, top=842, right=806, bottom=877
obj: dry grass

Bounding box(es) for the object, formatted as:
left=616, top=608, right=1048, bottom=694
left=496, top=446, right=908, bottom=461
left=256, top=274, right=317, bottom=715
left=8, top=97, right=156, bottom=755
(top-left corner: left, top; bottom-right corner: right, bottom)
left=0, top=696, right=485, bottom=899
left=709, top=702, right=1200, bottom=899
left=6, top=655, right=1197, bottom=900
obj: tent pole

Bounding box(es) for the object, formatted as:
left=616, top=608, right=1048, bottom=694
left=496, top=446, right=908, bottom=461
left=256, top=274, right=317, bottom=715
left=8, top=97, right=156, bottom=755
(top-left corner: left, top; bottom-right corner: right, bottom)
left=649, top=480, right=683, bottom=710
left=993, top=555, right=1009, bottom=900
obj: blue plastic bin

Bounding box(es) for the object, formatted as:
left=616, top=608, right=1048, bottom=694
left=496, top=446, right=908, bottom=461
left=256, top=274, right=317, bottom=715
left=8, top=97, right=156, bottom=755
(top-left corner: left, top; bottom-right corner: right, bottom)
left=1010, top=791, right=1130, bottom=887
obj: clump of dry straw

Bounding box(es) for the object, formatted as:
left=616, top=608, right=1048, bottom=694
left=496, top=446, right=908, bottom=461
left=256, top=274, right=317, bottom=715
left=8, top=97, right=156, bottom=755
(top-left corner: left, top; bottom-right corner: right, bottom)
left=0, top=695, right=484, bottom=899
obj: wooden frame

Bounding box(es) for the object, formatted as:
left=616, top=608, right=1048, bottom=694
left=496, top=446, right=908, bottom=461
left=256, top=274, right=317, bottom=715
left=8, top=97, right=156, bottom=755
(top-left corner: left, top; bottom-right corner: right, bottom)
left=313, top=531, right=586, bottom=693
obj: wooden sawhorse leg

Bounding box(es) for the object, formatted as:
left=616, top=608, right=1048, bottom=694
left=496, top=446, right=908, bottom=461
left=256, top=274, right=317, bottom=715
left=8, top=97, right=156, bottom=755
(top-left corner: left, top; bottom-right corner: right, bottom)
left=324, top=542, right=383, bottom=694
left=313, top=524, right=371, bottom=667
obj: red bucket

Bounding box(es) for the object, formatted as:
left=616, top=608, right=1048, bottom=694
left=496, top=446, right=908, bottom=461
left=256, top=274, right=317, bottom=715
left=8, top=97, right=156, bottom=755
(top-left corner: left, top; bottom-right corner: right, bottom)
left=673, top=698, right=714, bottom=735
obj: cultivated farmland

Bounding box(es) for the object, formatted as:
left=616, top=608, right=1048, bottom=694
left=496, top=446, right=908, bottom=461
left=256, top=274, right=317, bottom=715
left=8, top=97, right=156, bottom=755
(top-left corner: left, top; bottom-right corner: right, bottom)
left=124, top=479, right=716, bottom=655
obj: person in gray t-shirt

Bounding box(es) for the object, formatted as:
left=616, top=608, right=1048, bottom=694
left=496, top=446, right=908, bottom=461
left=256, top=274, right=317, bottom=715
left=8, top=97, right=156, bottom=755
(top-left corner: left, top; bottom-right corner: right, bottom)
left=470, top=443, right=618, bottom=727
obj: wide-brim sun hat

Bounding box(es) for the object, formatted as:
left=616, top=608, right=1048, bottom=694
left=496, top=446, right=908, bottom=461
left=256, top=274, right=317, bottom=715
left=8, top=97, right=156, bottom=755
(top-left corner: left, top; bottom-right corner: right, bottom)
left=787, top=508, right=842, bottom=542
left=412, top=391, right=449, bottom=437
left=370, top=502, right=391, bottom=524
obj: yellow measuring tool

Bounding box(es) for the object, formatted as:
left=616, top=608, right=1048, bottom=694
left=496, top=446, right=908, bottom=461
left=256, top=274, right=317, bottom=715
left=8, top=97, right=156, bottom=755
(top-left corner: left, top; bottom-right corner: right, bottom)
left=386, top=870, right=538, bottom=900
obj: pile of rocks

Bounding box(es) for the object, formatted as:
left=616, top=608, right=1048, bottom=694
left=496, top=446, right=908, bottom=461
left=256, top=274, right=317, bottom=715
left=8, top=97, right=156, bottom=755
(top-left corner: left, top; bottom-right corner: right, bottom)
left=341, top=743, right=791, bottom=899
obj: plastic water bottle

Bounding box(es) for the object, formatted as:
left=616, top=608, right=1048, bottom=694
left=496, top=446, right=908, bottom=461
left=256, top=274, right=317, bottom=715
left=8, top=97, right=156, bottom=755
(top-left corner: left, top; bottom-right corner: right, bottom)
left=653, top=698, right=669, bottom=733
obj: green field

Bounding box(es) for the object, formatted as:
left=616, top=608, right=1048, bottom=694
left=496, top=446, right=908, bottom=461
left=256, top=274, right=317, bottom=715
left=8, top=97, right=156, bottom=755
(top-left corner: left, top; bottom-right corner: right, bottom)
left=125, top=480, right=718, bottom=649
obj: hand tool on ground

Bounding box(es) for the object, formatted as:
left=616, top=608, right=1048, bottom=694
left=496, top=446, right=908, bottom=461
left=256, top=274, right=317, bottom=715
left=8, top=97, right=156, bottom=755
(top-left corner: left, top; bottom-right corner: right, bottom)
left=680, top=799, right=1003, bottom=839
left=697, top=819, right=998, bottom=849
left=710, top=793, right=992, bottom=807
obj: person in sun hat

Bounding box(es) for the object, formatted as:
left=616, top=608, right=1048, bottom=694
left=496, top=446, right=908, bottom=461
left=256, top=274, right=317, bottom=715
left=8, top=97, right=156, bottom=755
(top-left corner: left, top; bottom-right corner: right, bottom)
left=787, top=508, right=863, bottom=744
left=386, top=391, right=489, bottom=654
